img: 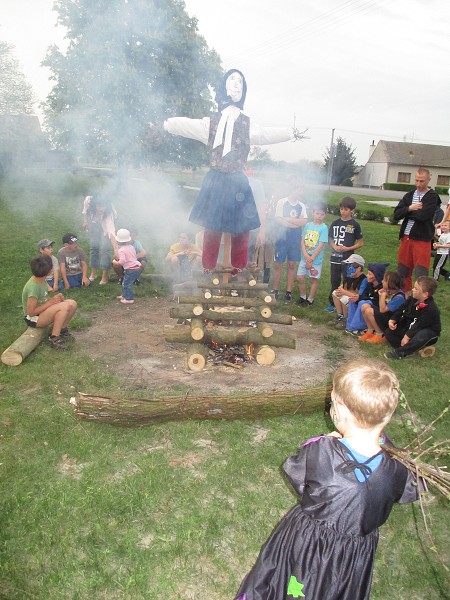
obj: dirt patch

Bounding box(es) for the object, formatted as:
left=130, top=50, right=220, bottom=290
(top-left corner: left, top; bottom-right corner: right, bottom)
left=76, top=293, right=360, bottom=395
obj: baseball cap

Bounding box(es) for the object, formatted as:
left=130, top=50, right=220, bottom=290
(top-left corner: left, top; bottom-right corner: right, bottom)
left=37, top=239, right=55, bottom=249
left=343, top=253, right=365, bottom=267
left=62, top=233, right=78, bottom=244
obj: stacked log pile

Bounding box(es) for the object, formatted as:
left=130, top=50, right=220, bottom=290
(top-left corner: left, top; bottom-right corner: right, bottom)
left=164, top=270, right=296, bottom=371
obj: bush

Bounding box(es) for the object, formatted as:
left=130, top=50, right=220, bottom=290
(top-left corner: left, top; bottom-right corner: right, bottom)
left=383, top=183, right=449, bottom=196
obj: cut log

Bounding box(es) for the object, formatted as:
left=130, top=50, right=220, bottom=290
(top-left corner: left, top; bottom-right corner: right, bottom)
left=199, top=282, right=268, bottom=291
left=186, top=343, right=209, bottom=371
left=169, top=307, right=292, bottom=325
left=192, top=303, right=204, bottom=316
left=257, top=322, right=274, bottom=338
left=260, top=306, right=272, bottom=319
left=1, top=326, right=49, bottom=366
left=164, top=325, right=296, bottom=349
left=256, top=291, right=275, bottom=304
left=255, top=345, right=276, bottom=366
left=178, top=295, right=273, bottom=307
left=190, top=318, right=205, bottom=341
left=75, top=383, right=331, bottom=426
left=172, top=281, right=197, bottom=296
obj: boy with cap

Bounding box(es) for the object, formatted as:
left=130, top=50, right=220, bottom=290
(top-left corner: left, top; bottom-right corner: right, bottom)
left=329, top=253, right=366, bottom=329
left=326, top=197, right=363, bottom=312
left=56, top=233, right=90, bottom=289
left=37, top=239, right=61, bottom=292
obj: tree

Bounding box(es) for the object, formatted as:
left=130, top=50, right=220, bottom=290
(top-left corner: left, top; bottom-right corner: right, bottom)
left=43, top=0, right=222, bottom=169
left=0, top=41, right=35, bottom=114
left=322, top=136, right=357, bottom=186
left=248, top=146, right=272, bottom=173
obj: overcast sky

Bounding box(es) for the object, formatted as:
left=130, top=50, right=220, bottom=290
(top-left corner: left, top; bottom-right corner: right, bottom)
left=1, top=0, right=449, bottom=164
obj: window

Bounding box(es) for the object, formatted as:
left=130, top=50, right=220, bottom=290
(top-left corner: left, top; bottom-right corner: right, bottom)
left=437, top=175, right=450, bottom=187
left=397, top=172, right=411, bottom=183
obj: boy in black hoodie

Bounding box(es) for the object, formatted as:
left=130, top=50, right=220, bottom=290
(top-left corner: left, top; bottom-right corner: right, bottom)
left=383, top=276, right=440, bottom=359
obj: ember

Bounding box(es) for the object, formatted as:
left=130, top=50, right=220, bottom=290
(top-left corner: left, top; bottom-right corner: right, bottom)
left=207, top=341, right=254, bottom=367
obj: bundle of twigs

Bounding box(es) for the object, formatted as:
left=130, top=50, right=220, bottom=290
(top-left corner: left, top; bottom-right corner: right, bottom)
left=384, top=444, right=450, bottom=499
left=385, top=397, right=450, bottom=500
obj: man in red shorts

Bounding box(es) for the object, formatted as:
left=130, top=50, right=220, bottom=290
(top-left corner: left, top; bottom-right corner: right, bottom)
left=393, top=167, right=441, bottom=292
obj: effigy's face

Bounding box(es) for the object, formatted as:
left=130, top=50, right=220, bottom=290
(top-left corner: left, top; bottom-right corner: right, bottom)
left=226, top=72, right=243, bottom=103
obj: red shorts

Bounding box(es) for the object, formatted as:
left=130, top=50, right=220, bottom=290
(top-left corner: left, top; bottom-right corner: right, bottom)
left=397, top=236, right=431, bottom=291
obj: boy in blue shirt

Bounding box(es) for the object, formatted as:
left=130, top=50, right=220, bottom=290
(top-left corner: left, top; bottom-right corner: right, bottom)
left=296, top=202, right=328, bottom=306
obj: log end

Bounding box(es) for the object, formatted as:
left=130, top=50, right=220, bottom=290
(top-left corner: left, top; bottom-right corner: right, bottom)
left=1, top=350, right=23, bottom=366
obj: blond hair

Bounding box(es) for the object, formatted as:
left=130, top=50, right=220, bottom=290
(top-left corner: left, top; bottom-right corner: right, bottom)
left=333, top=359, right=400, bottom=428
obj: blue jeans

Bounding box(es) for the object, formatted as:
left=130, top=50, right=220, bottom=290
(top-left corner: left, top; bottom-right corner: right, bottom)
left=88, top=222, right=112, bottom=269
left=122, top=268, right=140, bottom=300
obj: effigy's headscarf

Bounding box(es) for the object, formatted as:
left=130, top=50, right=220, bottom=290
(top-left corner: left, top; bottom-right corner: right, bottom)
left=215, top=68, right=247, bottom=110
left=213, top=69, right=248, bottom=156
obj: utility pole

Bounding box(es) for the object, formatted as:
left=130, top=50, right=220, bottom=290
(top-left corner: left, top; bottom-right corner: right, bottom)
left=327, top=128, right=335, bottom=190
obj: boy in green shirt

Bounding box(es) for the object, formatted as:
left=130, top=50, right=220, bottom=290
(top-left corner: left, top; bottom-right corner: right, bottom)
left=22, top=255, right=78, bottom=350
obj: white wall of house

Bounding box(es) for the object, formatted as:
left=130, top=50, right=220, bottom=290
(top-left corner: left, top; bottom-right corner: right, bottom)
left=356, top=162, right=450, bottom=189
left=354, top=162, right=387, bottom=188
left=387, top=164, right=450, bottom=189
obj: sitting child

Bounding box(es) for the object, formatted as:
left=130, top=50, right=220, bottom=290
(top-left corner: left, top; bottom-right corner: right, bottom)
left=359, top=270, right=406, bottom=344
left=345, top=262, right=388, bottom=335
left=166, top=232, right=202, bottom=283
left=330, top=254, right=366, bottom=329
left=384, top=276, right=441, bottom=360
left=22, top=255, right=78, bottom=350
left=112, top=228, right=142, bottom=304
left=57, top=233, right=91, bottom=289
left=37, top=239, right=61, bottom=292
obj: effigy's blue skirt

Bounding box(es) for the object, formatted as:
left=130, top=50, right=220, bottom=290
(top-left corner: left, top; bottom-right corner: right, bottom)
left=189, top=169, right=260, bottom=234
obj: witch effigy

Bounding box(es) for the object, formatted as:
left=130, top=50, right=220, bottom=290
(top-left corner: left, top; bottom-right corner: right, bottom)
left=164, top=69, right=305, bottom=275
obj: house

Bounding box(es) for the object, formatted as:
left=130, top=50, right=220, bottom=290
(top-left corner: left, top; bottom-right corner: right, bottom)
left=355, top=140, right=450, bottom=190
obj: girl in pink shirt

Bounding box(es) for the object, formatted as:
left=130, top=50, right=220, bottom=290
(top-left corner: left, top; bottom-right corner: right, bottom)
left=112, top=229, right=141, bottom=304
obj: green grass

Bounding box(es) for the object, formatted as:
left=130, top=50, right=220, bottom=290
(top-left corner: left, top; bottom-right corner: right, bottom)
left=0, top=171, right=448, bottom=599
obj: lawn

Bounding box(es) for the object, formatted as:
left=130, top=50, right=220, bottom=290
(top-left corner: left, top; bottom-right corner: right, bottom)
left=0, top=170, right=448, bottom=599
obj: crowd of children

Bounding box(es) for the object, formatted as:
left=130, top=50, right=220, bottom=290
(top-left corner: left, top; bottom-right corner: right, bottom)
left=23, top=185, right=446, bottom=359
left=23, top=195, right=150, bottom=350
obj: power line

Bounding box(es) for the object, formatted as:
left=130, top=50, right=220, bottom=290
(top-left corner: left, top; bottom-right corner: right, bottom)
left=223, top=0, right=389, bottom=66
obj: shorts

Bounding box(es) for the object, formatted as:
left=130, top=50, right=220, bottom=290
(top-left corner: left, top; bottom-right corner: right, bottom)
left=24, top=315, right=39, bottom=328
left=274, top=237, right=301, bottom=263
left=297, top=262, right=323, bottom=279
left=66, top=273, right=83, bottom=288
left=332, top=290, right=349, bottom=305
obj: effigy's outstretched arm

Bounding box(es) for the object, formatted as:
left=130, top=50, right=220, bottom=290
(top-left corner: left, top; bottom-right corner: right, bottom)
left=250, top=124, right=308, bottom=146
left=163, top=117, right=210, bottom=144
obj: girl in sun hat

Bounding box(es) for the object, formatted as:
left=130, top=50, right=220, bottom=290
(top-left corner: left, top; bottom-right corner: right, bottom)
left=112, top=229, right=141, bottom=304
